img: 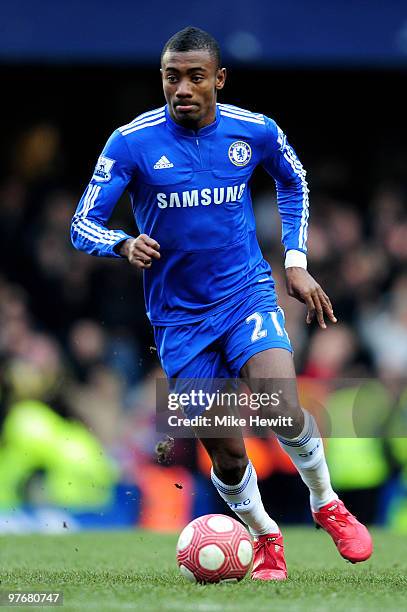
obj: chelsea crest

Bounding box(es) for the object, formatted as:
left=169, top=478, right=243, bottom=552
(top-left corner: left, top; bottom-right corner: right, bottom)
left=228, top=141, right=252, bottom=167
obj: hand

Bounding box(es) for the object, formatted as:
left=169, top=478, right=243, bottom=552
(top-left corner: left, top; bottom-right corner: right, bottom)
left=285, top=267, right=337, bottom=329
left=119, top=234, right=160, bottom=269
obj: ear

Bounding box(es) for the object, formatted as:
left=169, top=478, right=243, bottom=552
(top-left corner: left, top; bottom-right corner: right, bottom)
left=215, top=67, right=227, bottom=91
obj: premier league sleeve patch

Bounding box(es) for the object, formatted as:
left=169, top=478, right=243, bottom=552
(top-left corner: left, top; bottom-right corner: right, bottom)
left=92, top=156, right=116, bottom=182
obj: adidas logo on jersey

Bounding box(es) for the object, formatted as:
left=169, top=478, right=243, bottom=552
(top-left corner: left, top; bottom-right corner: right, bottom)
left=154, top=155, right=174, bottom=169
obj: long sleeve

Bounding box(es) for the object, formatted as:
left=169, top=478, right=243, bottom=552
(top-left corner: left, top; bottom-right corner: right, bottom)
left=262, top=117, right=309, bottom=255
left=71, top=129, right=135, bottom=258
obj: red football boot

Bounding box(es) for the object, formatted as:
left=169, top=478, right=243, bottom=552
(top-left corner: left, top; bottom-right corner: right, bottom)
left=312, top=499, right=373, bottom=563
left=251, top=532, right=288, bottom=581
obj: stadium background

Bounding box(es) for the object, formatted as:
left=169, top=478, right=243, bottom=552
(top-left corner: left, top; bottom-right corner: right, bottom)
left=1, top=0, right=407, bottom=534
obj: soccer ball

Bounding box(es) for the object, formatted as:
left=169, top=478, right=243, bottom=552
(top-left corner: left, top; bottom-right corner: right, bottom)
left=176, top=514, right=253, bottom=583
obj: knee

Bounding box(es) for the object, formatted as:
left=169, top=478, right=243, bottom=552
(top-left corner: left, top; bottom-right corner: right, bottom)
left=212, top=448, right=248, bottom=485
left=254, top=381, right=302, bottom=421
left=275, top=396, right=303, bottom=420
left=252, top=381, right=304, bottom=433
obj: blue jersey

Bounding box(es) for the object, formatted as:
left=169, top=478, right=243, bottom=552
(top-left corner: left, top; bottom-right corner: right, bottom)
left=71, top=104, right=309, bottom=326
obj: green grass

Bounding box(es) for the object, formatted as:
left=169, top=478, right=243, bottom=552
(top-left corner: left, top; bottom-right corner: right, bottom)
left=1, top=528, right=406, bottom=611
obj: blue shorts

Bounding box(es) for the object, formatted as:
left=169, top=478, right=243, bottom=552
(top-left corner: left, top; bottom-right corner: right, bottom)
left=154, top=286, right=292, bottom=383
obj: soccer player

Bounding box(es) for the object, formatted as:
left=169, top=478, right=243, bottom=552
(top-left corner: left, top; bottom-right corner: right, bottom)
left=71, top=27, right=372, bottom=579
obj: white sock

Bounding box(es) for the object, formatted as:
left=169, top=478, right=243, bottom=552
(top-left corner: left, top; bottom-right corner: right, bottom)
left=211, top=461, right=279, bottom=536
left=277, top=409, right=337, bottom=512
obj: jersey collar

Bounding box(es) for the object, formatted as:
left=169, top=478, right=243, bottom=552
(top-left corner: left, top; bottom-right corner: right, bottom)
left=165, top=105, right=220, bottom=137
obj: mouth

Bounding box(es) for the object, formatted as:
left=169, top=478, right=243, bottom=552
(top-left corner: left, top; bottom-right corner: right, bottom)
left=174, top=104, right=198, bottom=113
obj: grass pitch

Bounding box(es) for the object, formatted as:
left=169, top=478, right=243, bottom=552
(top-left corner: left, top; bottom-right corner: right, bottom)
left=1, top=528, right=406, bottom=611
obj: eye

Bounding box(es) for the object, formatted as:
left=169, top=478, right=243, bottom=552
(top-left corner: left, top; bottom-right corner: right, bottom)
left=166, top=75, right=178, bottom=83
left=192, top=76, right=204, bottom=83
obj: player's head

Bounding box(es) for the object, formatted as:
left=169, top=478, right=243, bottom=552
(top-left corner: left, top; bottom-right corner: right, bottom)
left=161, top=26, right=226, bottom=129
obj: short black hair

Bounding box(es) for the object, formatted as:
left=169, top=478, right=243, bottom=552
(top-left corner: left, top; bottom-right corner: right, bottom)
left=161, top=26, right=221, bottom=68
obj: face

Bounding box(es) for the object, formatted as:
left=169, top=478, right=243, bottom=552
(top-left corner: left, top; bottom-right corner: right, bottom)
left=161, top=50, right=226, bottom=129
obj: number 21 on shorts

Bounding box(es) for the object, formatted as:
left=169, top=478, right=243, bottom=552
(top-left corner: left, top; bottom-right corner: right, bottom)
left=246, top=310, right=288, bottom=342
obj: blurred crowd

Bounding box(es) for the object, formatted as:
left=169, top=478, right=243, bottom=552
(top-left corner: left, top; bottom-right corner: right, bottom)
left=1, top=105, right=407, bottom=531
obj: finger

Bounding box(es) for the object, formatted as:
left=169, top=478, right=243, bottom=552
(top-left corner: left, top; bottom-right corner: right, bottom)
left=137, top=245, right=161, bottom=259
left=133, top=245, right=161, bottom=260
left=323, top=301, right=337, bottom=323
left=304, top=295, right=315, bottom=324
left=141, top=235, right=160, bottom=250
left=321, top=290, right=333, bottom=312
left=312, top=291, right=326, bottom=329
left=130, top=256, right=152, bottom=268
left=318, top=289, right=337, bottom=323
left=146, top=247, right=161, bottom=259
left=129, top=260, right=150, bottom=270
left=139, top=257, right=152, bottom=266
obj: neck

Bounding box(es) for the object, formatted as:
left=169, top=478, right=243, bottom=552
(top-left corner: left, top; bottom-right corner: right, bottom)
left=170, top=106, right=217, bottom=131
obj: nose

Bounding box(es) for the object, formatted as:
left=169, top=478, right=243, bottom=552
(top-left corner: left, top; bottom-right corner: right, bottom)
left=175, top=79, right=193, bottom=99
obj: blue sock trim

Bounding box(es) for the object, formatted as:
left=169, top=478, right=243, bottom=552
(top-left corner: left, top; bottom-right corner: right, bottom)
left=277, top=414, right=317, bottom=447
left=211, top=462, right=253, bottom=496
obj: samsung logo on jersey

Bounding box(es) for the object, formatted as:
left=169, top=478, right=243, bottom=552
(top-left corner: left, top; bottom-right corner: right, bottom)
left=156, top=183, right=246, bottom=209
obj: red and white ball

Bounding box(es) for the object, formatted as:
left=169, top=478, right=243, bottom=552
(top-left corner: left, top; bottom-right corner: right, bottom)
left=176, top=514, right=253, bottom=583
